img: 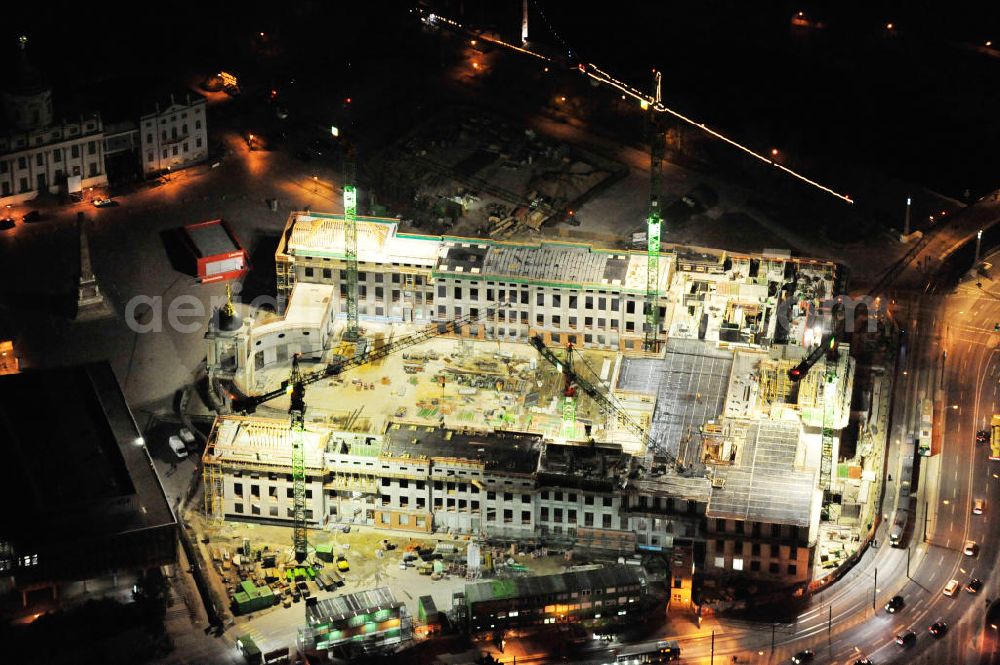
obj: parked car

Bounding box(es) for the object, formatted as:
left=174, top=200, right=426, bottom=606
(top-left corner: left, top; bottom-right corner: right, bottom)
left=0, top=217, right=14, bottom=231
left=928, top=621, right=948, bottom=638
left=92, top=197, right=116, bottom=207
left=895, top=630, right=916, bottom=647
left=884, top=595, right=904, bottom=613
left=966, top=578, right=984, bottom=594
left=21, top=210, right=41, bottom=222
left=179, top=427, right=198, bottom=451
left=853, top=659, right=874, bottom=665
left=168, top=435, right=189, bottom=459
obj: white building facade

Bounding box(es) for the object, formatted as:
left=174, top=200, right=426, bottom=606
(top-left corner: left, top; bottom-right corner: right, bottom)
left=139, top=91, right=208, bottom=176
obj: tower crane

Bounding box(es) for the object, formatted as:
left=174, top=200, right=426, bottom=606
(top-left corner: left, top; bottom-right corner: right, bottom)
left=235, top=309, right=495, bottom=562
left=342, top=96, right=360, bottom=342
left=529, top=335, right=681, bottom=472
left=644, top=69, right=664, bottom=353
left=788, top=320, right=844, bottom=494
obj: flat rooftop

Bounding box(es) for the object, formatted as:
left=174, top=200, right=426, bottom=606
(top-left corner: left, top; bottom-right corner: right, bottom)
left=465, top=564, right=641, bottom=605
left=184, top=219, right=241, bottom=257
left=0, top=363, right=175, bottom=545
left=707, top=419, right=816, bottom=527
left=383, top=423, right=541, bottom=474
left=280, top=282, right=335, bottom=328
left=618, top=339, right=734, bottom=470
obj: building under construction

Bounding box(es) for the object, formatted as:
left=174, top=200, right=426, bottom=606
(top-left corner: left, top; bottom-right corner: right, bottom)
left=202, top=210, right=857, bottom=593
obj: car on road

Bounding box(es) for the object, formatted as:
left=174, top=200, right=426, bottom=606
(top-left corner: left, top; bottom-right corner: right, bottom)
left=976, top=429, right=989, bottom=444
left=928, top=621, right=948, bottom=638
left=973, top=498, right=985, bottom=514
left=790, top=650, right=815, bottom=664
left=92, top=197, right=117, bottom=207
left=964, top=540, right=979, bottom=556
left=895, top=630, right=916, bottom=647
left=21, top=210, right=41, bottom=222
left=168, top=435, right=189, bottom=459
left=966, top=578, right=984, bottom=594
left=943, top=579, right=960, bottom=596
left=884, top=595, right=905, bottom=613
left=0, top=217, right=14, bottom=231
left=853, top=659, right=874, bottom=665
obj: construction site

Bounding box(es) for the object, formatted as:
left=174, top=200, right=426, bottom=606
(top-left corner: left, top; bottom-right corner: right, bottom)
left=183, top=179, right=904, bottom=656
left=371, top=106, right=627, bottom=238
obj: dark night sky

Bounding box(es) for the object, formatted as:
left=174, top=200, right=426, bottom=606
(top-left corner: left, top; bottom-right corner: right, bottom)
left=3, top=1, right=997, bottom=196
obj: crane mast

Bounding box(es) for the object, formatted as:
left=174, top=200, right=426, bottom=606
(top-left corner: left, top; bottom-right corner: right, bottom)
left=288, top=355, right=308, bottom=562
left=644, top=70, right=664, bottom=353
left=343, top=149, right=360, bottom=342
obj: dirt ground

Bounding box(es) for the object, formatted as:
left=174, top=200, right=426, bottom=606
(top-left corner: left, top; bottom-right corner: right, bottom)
left=248, top=333, right=626, bottom=441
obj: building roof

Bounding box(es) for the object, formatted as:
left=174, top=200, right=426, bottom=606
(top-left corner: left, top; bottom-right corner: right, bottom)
left=537, top=441, right=629, bottom=492
left=617, top=339, right=734, bottom=471
left=184, top=219, right=242, bottom=258
left=465, top=565, right=642, bottom=606
left=383, top=423, right=541, bottom=474
left=0, top=362, right=175, bottom=548
left=278, top=213, right=669, bottom=291
left=306, top=587, right=400, bottom=625
left=207, top=416, right=328, bottom=471
left=139, top=88, right=206, bottom=118
left=707, top=419, right=816, bottom=527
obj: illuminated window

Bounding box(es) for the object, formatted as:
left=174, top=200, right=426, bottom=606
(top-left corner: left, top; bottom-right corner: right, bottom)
left=714, top=556, right=725, bottom=568
left=732, top=558, right=744, bottom=571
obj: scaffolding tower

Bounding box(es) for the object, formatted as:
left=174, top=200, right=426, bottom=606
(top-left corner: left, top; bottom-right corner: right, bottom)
left=289, top=355, right=309, bottom=562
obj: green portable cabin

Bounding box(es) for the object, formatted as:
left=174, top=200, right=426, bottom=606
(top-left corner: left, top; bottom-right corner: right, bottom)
left=233, top=592, right=253, bottom=615
left=237, top=635, right=263, bottom=664
left=418, top=595, right=439, bottom=624
left=315, top=543, right=334, bottom=562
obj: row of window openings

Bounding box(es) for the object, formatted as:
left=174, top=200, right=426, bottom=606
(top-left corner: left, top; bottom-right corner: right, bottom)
left=145, top=120, right=202, bottom=144
left=715, top=519, right=804, bottom=540
left=146, top=138, right=202, bottom=163
left=302, top=270, right=646, bottom=317
left=2, top=142, right=95, bottom=173
left=2, top=165, right=96, bottom=195
left=714, top=557, right=798, bottom=575
left=716, top=540, right=799, bottom=559
left=233, top=483, right=313, bottom=499
left=7, top=121, right=89, bottom=149
left=145, top=108, right=202, bottom=128
left=233, top=504, right=314, bottom=519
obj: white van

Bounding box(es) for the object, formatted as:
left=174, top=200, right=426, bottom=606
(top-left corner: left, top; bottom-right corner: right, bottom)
left=943, top=579, right=960, bottom=597
left=168, top=435, right=189, bottom=459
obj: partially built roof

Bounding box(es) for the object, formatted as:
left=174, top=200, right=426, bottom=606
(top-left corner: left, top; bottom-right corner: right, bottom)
left=617, top=339, right=734, bottom=470
left=281, top=213, right=439, bottom=266
left=383, top=423, right=541, bottom=474
left=208, top=416, right=328, bottom=471
left=707, top=419, right=816, bottom=527
left=464, top=564, right=642, bottom=606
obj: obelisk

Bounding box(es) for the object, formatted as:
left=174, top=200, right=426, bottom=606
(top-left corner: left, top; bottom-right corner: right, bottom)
left=75, top=212, right=113, bottom=321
